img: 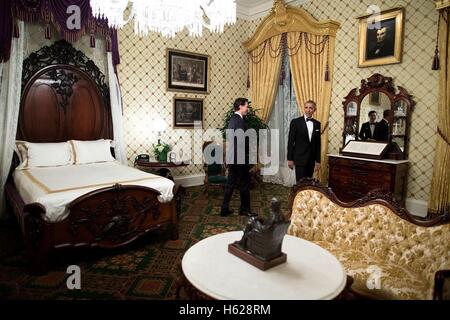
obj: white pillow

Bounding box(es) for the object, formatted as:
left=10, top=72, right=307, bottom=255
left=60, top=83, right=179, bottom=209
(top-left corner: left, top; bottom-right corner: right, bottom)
left=16, top=141, right=73, bottom=169
left=70, top=139, right=115, bottom=164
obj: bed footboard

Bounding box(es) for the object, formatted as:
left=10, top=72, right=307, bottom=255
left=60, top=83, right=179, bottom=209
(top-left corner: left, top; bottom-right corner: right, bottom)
left=5, top=182, right=179, bottom=275
left=66, top=183, right=177, bottom=247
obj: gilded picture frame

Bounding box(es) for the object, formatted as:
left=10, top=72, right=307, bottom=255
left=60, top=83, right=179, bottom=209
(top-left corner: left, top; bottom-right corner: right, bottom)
left=357, top=7, right=404, bottom=68
left=369, top=92, right=380, bottom=105
left=166, top=49, right=210, bottom=94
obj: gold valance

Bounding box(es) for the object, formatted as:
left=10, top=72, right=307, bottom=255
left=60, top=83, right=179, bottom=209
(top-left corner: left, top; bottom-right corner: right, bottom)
left=243, top=1, right=340, bottom=52
left=436, top=0, right=450, bottom=10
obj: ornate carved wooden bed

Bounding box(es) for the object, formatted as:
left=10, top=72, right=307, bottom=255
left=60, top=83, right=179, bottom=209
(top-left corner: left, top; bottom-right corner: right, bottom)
left=4, top=40, right=179, bottom=274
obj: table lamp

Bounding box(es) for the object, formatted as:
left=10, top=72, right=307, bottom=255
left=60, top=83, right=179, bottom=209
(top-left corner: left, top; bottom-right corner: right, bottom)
left=152, top=117, right=167, bottom=144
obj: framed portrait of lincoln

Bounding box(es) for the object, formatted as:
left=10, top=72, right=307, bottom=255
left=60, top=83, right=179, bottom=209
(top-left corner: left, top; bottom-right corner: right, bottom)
left=357, top=7, right=404, bottom=67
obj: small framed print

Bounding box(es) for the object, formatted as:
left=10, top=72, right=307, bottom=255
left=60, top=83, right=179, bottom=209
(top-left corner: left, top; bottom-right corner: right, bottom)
left=369, top=92, right=380, bottom=105
left=173, top=97, right=203, bottom=128
left=358, top=7, right=404, bottom=67
left=167, top=49, right=210, bottom=94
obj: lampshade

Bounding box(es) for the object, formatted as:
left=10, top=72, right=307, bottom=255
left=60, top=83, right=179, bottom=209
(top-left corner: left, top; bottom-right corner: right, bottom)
left=152, top=118, right=167, bottom=132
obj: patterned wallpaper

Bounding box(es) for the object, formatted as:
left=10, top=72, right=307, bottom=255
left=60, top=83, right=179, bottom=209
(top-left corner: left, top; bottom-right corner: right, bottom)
left=246, top=0, right=438, bottom=202
left=117, top=19, right=251, bottom=177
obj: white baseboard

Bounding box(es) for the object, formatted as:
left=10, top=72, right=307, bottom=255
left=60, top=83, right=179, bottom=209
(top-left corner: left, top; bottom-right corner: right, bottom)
left=173, top=174, right=205, bottom=188
left=406, top=198, right=428, bottom=218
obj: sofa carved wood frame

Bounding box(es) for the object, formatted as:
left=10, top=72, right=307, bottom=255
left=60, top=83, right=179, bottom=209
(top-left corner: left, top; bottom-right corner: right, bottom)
left=290, top=178, right=450, bottom=300
left=5, top=40, right=180, bottom=275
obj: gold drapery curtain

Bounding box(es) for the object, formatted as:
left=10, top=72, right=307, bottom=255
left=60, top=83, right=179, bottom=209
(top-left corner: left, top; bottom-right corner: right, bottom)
left=429, top=8, right=450, bottom=215
left=287, top=32, right=336, bottom=182
left=249, top=34, right=283, bottom=122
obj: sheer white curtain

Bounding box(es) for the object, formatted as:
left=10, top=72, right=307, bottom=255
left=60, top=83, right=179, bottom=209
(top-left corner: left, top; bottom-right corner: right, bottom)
left=107, top=52, right=127, bottom=165
left=263, top=52, right=299, bottom=186
left=0, top=21, right=25, bottom=217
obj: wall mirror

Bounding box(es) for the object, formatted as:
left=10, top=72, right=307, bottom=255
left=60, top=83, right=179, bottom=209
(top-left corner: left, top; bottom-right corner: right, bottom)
left=342, top=73, right=415, bottom=159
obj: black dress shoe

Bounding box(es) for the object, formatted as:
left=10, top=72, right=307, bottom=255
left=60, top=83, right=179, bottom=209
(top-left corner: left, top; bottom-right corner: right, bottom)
left=219, top=209, right=234, bottom=216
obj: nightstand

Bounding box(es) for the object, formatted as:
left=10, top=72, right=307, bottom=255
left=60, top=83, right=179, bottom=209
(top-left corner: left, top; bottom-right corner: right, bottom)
left=134, top=159, right=189, bottom=181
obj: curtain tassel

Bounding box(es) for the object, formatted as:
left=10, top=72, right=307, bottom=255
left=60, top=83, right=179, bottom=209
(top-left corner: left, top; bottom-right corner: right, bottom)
left=89, top=18, right=96, bottom=48
left=324, top=36, right=330, bottom=81
left=106, top=35, right=111, bottom=52
left=13, top=19, right=20, bottom=38
left=324, top=63, right=330, bottom=81
left=45, top=23, right=51, bottom=39
left=247, top=53, right=251, bottom=88
left=432, top=11, right=441, bottom=71
left=432, top=48, right=440, bottom=70
left=90, top=34, right=96, bottom=48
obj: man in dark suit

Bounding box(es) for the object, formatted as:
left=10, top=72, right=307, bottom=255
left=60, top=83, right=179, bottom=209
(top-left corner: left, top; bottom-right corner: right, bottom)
left=287, top=100, right=321, bottom=183
left=359, top=110, right=377, bottom=141
left=374, top=109, right=391, bottom=142
left=220, top=98, right=255, bottom=217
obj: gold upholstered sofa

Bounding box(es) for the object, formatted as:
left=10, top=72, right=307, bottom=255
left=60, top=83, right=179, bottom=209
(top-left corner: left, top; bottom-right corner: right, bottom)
left=287, top=179, right=450, bottom=300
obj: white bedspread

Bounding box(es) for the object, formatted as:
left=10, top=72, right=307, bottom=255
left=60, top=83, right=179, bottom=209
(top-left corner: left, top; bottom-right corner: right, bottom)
left=13, top=162, right=175, bottom=222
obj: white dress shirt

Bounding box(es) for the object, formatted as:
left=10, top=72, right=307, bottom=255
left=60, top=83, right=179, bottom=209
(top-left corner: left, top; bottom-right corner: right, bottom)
left=304, top=115, right=313, bottom=142
left=234, top=111, right=243, bottom=118
left=369, top=123, right=376, bottom=137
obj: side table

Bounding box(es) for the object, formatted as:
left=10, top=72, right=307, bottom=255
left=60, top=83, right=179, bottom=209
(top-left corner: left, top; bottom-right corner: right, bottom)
left=134, top=159, right=189, bottom=181
left=180, top=231, right=347, bottom=300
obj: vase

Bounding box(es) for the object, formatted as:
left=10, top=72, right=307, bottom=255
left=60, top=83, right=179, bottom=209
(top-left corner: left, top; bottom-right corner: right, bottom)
left=158, top=151, right=168, bottom=162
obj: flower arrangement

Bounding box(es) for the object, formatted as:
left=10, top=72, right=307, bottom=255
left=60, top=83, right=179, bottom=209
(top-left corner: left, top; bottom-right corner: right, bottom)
left=152, top=141, right=170, bottom=162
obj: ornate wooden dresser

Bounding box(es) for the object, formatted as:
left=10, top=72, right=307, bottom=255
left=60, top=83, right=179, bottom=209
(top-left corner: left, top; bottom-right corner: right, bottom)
left=328, top=154, right=409, bottom=206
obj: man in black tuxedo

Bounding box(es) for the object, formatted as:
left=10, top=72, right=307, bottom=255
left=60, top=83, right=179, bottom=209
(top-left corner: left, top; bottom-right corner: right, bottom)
left=287, top=100, right=321, bottom=183
left=359, top=110, right=377, bottom=141
left=374, top=109, right=391, bottom=142
left=220, top=98, right=255, bottom=217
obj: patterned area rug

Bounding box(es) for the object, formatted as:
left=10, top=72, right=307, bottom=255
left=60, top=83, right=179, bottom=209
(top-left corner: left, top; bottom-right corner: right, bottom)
left=0, top=183, right=290, bottom=300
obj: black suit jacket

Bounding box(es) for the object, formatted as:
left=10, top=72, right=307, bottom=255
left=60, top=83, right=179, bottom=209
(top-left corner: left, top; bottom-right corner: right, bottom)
left=374, top=119, right=389, bottom=142
left=359, top=121, right=376, bottom=140
left=226, top=113, right=249, bottom=165
left=287, top=117, right=321, bottom=166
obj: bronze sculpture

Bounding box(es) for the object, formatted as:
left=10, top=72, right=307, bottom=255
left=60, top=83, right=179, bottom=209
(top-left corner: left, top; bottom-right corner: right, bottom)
left=228, top=198, right=290, bottom=270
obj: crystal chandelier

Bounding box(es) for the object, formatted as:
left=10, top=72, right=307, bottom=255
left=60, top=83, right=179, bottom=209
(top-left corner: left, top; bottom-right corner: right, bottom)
left=90, top=0, right=237, bottom=38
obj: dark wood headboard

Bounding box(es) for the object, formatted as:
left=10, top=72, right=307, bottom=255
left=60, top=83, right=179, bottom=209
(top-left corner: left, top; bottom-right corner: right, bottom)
left=17, top=40, right=112, bottom=143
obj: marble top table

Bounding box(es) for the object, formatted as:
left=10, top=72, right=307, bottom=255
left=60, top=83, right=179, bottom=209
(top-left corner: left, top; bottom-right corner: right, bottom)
left=181, top=231, right=347, bottom=300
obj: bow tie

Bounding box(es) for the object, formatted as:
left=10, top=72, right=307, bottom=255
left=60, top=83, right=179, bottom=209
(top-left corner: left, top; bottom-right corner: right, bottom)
left=306, top=118, right=313, bottom=122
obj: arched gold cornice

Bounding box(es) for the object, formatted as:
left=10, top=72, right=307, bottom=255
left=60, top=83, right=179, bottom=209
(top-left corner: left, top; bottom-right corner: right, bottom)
left=435, top=0, right=450, bottom=10
left=243, top=1, right=341, bottom=52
